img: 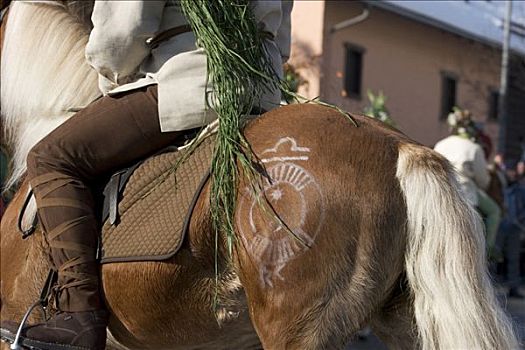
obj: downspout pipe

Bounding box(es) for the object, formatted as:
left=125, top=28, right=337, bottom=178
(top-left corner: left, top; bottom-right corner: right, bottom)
left=330, top=4, right=370, bottom=33
left=497, top=0, right=512, bottom=156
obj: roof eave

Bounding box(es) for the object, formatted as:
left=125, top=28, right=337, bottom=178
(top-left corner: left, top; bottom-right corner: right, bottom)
left=363, top=0, right=525, bottom=56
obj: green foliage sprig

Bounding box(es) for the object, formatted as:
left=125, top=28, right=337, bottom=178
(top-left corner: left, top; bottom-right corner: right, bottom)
left=180, top=0, right=280, bottom=256
left=363, top=90, right=395, bottom=126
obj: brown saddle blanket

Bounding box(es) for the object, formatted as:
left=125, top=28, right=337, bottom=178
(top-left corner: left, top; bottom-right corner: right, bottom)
left=99, top=134, right=215, bottom=264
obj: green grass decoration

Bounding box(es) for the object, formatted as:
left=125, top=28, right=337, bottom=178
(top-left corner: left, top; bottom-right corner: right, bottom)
left=180, top=0, right=281, bottom=256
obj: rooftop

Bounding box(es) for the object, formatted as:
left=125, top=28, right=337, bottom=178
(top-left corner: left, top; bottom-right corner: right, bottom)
left=366, top=0, right=525, bottom=55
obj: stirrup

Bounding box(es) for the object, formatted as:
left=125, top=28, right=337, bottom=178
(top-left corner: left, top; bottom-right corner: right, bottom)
left=10, top=300, right=43, bottom=350
left=10, top=269, right=57, bottom=350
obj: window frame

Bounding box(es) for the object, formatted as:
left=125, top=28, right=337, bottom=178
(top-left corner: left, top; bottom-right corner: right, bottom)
left=343, top=42, right=365, bottom=100
left=487, top=88, right=499, bottom=122
left=440, top=71, right=458, bottom=120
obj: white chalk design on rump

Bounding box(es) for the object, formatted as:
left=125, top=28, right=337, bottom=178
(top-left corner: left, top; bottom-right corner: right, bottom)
left=238, top=137, right=325, bottom=288
left=260, top=137, right=311, bottom=163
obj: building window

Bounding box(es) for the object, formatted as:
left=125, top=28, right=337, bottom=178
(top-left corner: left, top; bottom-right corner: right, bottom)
left=440, top=73, right=457, bottom=119
left=344, top=44, right=363, bottom=98
left=488, top=89, right=499, bottom=121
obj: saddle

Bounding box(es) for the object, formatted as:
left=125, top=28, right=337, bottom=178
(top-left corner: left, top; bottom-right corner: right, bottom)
left=18, top=126, right=217, bottom=264
left=99, top=131, right=216, bottom=263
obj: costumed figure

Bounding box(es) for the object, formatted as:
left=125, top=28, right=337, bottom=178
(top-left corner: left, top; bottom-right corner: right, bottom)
left=491, top=139, right=525, bottom=298
left=434, top=108, right=501, bottom=254
left=499, top=160, right=525, bottom=298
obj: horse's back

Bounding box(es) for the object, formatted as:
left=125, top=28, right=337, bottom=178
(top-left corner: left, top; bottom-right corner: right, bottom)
left=246, top=103, right=408, bottom=159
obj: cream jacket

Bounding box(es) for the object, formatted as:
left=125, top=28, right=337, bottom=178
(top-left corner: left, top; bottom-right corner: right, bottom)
left=434, top=135, right=490, bottom=206
left=85, top=0, right=293, bottom=132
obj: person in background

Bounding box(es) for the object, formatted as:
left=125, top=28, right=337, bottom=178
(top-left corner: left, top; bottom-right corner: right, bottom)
left=518, top=136, right=525, bottom=185
left=475, top=121, right=492, bottom=160
left=499, top=160, right=525, bottom=298
left=434, top=109, right=501, bottom=253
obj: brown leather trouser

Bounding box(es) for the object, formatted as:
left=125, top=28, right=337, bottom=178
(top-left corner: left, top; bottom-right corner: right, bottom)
left=26, top=85, right=185, bottom=312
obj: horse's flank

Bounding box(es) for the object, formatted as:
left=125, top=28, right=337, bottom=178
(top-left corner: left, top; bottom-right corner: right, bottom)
left=1, top=181, right=263, bottom=350
left=0, top=182, right=53, bottom=320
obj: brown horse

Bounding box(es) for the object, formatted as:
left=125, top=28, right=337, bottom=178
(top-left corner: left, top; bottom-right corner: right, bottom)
left=0, top=2, right=518, bottom=350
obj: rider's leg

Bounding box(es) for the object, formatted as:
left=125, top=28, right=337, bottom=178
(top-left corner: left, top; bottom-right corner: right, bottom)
left=477, top=188, right=501, bottom=250
left=1, top=85, right=185, bottom=349
left=501, top=220, right=523, bottom=297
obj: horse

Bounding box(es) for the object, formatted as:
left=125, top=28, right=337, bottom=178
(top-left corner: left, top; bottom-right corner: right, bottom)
left=0, top=2, right=518, bottom=349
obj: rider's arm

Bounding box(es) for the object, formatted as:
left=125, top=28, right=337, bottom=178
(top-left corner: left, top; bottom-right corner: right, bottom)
left=85, top=1, right=166, bottom=94
left=275, top=1, right=293, bottom=62
left=472, top=145, right=490, bottom=190
left=251, top=0, right=293, bottom=62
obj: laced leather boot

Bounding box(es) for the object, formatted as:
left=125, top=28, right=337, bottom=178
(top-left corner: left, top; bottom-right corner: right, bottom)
left=1, top=310, right=108, bottom=350
left=1, top=171, right=108, bottom=350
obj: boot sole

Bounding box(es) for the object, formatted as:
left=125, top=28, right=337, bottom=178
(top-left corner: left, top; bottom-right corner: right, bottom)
left=0, top=327, right=92, bottom=350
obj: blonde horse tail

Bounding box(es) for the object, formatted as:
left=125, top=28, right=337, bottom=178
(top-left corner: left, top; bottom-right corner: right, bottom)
left=395, top=143, right=519, bottom=350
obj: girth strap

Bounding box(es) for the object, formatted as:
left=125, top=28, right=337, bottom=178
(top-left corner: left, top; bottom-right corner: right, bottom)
left=103, top=161, right=143, bottom=225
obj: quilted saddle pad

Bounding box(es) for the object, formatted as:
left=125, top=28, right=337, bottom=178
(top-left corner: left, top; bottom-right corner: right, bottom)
left=99, top=134, right=216, bottom=263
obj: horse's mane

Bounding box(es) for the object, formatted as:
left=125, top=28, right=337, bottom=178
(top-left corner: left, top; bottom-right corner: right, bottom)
left=1, top=0, right=99, bottom=189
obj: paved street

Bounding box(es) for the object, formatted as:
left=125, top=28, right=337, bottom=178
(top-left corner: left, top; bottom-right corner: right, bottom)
left=346, top=286, right=525, bottom=350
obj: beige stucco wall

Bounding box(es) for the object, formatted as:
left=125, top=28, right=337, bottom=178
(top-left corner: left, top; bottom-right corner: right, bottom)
left=289, top=0, right=325, bottom=98
left=290, top=1, right=501, bottom=148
